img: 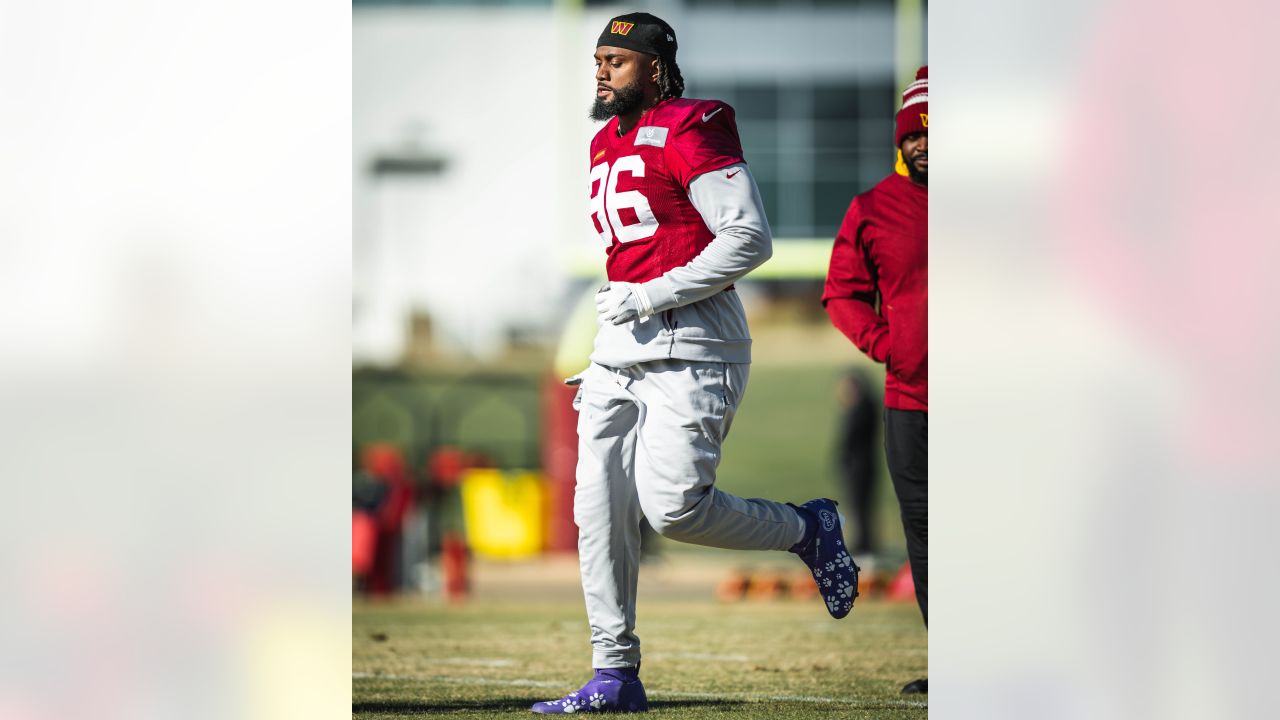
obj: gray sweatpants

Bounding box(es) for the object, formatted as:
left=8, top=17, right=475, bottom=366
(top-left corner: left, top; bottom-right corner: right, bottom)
left=572, top=359, right=806, bottom=668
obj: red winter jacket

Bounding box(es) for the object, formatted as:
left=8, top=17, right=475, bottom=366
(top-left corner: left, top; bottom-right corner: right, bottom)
left=823, top=173, right=927, bottom=412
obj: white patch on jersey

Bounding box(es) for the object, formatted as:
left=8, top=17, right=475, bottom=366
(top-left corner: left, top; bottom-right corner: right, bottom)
left=633, top=126, right=668, bottom=148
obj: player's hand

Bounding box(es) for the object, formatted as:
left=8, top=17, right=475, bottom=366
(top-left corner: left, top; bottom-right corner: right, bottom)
left=595, top=282, right=643, bottom=325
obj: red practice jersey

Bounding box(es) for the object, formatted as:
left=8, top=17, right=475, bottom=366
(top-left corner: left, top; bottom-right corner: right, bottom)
left=589, top=98, right=744, bottom=283
left=823, top=173, right=928, bottom=411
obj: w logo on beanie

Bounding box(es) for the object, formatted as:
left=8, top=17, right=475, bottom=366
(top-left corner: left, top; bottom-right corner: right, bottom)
left=895, top=65, right=928, bottom=147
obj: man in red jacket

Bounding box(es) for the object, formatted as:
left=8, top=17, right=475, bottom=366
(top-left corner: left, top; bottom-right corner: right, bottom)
left=823, top=66, right=928, bottom=695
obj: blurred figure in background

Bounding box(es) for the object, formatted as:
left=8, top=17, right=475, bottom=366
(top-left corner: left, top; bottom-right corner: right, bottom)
left=358, top=444, right=416, bottom=596
left=835, top=369, right=881, bottom=561
left=823, top=67, right=928, bottom=695
left=352, top=466, right=385, bottom=589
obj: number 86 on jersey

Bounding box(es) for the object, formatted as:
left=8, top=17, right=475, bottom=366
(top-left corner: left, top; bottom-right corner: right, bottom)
left=590, top=156, right=660, bottom=246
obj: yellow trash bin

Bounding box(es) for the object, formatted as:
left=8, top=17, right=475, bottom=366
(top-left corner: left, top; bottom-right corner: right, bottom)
left=459, top=468, right=546, bottom=559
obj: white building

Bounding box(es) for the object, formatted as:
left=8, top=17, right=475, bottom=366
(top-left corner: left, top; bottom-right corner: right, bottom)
left=353, top=0, right=923, bottom=365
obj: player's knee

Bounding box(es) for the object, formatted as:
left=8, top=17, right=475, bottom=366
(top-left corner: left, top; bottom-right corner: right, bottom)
left=644, top=512, right=692, bottom=540
left=640, top=498, right=704, bottom=541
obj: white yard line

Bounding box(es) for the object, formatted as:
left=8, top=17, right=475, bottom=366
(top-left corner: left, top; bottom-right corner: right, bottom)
left=652, top=688, right=926, bottom=707
left=352, top=672, right=927, bottom=708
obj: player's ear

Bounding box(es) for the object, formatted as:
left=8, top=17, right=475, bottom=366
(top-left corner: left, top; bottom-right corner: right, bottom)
left=650, top=56, right=660, bottom=83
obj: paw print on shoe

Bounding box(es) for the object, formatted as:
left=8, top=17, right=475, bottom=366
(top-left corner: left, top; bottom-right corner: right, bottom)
left=589, top=692, right=606, bottom=709
left=838, top=580, right=854, bottom=598
left=792, top=499, right=856, bottom=620
left=561, top=700, right=577, bottom=713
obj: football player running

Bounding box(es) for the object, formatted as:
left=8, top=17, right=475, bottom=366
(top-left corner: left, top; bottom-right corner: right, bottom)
left=531, top=13, right=858, bottom=715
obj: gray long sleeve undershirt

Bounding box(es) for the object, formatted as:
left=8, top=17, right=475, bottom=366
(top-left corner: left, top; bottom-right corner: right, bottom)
left=588, top=162, right=770, bottom=367
left=634, top=163, right=773, bottom=314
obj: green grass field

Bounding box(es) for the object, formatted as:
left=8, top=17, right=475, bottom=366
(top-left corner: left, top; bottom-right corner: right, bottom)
left=353, top=597, right=927, bottom=719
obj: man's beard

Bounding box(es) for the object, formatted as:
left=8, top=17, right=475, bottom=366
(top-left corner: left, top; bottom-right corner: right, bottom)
left=906, top=153, right=927, bottom=186
left=590, top=80, right=646, bottom=121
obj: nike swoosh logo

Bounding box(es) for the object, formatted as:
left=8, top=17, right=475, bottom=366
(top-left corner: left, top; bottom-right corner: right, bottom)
left=701, top=107, right=723, bottom=122
left=726, top=169, right=740, bottom=179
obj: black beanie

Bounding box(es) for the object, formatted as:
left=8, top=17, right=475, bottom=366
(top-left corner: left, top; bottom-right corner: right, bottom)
left=597, top=12, right=677, bottom=61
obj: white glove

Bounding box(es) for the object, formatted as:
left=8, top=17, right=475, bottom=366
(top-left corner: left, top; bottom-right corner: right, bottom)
left=595, top=281, right=655, bottom=326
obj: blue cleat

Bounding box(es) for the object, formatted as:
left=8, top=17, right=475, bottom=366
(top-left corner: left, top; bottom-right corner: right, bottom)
left=790, top=498, right=860, bottom=619
left=530, top=669, right=648, bottom=714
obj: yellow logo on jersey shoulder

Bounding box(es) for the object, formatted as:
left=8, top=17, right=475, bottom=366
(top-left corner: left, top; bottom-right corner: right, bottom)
left=593, top=148, right=607, bottom=162
left=920, top=113, right=928, bottom=128
left=611, top=21, right=635, bottom=35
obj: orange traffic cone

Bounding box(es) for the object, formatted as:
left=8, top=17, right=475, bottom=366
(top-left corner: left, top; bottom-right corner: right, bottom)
left=745, top=570, right=787, bottom=601
left=716, top=568, right=751, bottom=603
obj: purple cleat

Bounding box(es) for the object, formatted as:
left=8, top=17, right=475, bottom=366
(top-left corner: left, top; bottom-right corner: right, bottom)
left=530, top=669, right=648, bottom=714
left=790, top=498, right=860, bottom=619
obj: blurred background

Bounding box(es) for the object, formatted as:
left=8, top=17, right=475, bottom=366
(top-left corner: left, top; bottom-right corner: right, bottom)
left=351, top=0, right=928, bottom=603
left=10, top=0, right=1280, bottom=717
left=9, top=0, right=1280, bottom=717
